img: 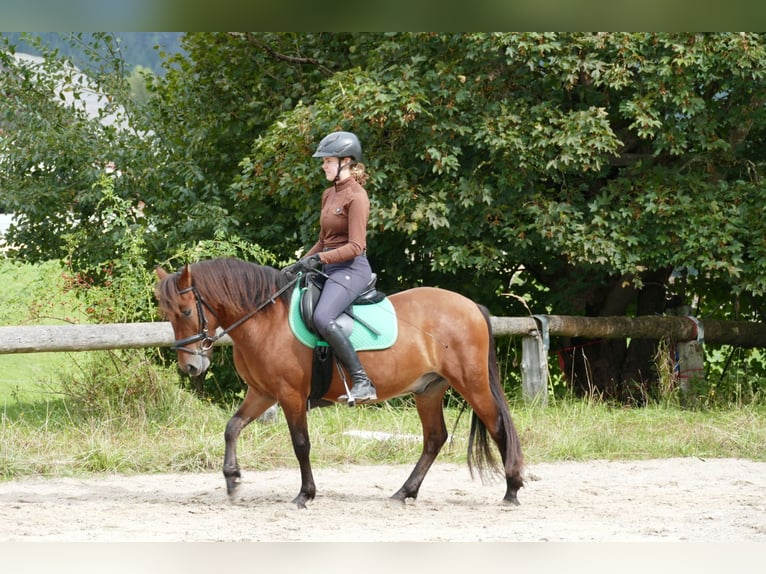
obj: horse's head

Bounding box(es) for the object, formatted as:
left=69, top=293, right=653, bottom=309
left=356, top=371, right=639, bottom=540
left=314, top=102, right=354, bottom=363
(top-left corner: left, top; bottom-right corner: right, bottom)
left=155, top=264, right=219, bottom=376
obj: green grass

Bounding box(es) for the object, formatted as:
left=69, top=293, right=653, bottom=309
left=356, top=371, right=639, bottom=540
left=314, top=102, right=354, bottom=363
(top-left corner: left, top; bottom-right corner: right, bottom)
left=3, top=369, right=766, bottom=481
left=0, top=259, right=89, bottom=403
left=1, top=259, right=766, bottom=482
left=512, top=399, right=766, bottom=462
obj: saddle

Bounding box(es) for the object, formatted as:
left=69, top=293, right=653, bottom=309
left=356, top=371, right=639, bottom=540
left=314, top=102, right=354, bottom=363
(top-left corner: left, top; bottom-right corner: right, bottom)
left=288, top=271, right=397, bottom=410
left=298, top=271, right=385, bottom=337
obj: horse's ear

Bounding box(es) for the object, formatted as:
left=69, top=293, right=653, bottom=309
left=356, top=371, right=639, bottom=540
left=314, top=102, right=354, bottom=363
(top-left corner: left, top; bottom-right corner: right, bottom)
left=155, top=266, right=169, bottom=280
left=178, top=264, right=192, bottom=290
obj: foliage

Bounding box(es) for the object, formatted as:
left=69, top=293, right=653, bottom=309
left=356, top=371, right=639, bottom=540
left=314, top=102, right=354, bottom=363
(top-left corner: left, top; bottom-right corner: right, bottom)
left=4, top=33, right=766, bottom=397
left=58, top=173, right=157, bottom=324
left=0, top=32, right=183, bottom=75
left=229, top=33, right=766, bottom=320
left=5, top=33, right=766, bottom=312
left=49, top=349, right=176, bottom=421
left=693, top=346, right=766, bottom=407
left=1, top=33, right=166, bottom=271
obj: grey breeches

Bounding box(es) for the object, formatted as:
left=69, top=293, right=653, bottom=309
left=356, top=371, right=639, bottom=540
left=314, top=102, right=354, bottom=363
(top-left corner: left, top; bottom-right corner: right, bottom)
left=312, top=255, right=373, bottom=339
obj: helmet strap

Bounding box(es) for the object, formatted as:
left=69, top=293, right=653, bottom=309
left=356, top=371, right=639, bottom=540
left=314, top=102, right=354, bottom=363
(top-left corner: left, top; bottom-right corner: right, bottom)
left=334, top=158, right=356, bottom=182
left=334, top=158, right=343, bottom=181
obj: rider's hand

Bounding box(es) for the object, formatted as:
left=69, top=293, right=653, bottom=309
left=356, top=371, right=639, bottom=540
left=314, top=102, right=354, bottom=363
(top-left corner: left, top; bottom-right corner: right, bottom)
left=282, top=253, right=322, bottom=276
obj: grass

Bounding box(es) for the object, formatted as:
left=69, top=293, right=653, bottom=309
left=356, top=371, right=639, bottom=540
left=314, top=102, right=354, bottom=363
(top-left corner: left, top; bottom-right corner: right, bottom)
left=1, top=258, right=766, bottom=482
left=3, top=373, right=766, bottom=481
left=0, top=259, right=90, bottom=403
left=513, top=400, right=766, bottom=462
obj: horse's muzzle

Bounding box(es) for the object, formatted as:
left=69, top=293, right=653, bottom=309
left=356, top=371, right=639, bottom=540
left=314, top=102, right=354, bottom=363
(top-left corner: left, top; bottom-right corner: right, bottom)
left=179, top=353, right=211, bottom=377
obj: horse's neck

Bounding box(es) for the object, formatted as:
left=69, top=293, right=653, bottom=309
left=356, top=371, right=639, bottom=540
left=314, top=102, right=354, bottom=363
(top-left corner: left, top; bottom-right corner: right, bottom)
left=219, top=300, right=289, bottom=344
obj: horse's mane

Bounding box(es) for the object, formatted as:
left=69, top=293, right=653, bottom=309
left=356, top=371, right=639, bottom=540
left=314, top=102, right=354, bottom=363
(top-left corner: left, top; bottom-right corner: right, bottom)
left=157, top=257, right=292, bottom=317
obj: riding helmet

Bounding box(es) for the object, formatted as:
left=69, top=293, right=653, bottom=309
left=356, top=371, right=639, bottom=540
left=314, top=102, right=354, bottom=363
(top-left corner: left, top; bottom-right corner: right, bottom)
left=313, top=131, right=362, bottom=162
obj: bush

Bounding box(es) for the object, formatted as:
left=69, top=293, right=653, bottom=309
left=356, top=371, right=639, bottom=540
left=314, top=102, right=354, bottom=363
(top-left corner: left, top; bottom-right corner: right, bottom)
left=56, top=175, right=285, bottom=406
left=49, top=349, right=179, bottom=420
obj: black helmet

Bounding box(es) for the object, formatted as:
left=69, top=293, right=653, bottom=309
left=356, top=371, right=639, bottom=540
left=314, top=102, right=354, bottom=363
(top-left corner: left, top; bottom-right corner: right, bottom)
left=313, top=131, right=362, bottom=162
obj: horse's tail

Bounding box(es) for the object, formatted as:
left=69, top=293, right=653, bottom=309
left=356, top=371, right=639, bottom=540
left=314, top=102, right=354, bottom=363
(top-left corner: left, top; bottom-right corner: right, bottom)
left=467, top=304, right=525, bottom=484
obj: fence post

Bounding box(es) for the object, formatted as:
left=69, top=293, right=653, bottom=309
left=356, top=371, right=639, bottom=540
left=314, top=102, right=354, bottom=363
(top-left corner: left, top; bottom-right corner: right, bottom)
left=671, top=306, right=706, bottom=401
left=677, top=338, right=705, bottom=393
left=521, top=316, right=549, bottom=405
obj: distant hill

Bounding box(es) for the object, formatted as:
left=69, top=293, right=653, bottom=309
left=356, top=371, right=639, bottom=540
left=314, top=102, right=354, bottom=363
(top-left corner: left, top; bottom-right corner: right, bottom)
left=1, top=32, right=184, bottom=75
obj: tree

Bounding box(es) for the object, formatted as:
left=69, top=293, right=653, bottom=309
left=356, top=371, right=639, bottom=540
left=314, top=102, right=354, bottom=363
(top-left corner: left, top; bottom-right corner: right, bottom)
left=0, top=33, right=173, bottom=274
left=3, top=33, right=766, bottom=400
left=233, top=33, right=766, bottom=400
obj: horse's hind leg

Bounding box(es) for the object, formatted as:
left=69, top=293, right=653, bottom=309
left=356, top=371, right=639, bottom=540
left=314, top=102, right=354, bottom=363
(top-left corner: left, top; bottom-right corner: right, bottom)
left=391, top=380, right=449, bottom=503
left=467, top=395, right=524, bottom=506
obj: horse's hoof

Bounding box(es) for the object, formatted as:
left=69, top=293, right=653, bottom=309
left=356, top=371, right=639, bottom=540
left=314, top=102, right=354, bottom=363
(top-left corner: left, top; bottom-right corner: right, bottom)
left=225, top=476, right=242, bottom=497
left=502, top=496, right=520, bottom=506
left=390, top=488, right=415, bottom=504
left=291, top=494, right=310, bottom=509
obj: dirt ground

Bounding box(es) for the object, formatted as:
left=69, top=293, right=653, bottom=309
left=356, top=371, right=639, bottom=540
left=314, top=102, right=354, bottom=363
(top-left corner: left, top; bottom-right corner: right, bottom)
left=1, top=457, right=765, bottom=542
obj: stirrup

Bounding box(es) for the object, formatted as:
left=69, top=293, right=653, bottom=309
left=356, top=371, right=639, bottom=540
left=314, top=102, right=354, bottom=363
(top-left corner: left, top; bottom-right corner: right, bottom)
left=338, top=381, right=377, bottom=406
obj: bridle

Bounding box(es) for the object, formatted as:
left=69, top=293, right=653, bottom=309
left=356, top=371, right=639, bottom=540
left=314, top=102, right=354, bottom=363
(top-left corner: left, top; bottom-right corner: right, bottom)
left=170, top=285, right=219, bottom=355
left=170, top=275, right=299, bottom=356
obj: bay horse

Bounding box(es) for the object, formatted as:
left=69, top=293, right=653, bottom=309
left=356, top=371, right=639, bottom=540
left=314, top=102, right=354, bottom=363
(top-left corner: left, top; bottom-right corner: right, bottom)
left=155, top=257, right=524, bottom=508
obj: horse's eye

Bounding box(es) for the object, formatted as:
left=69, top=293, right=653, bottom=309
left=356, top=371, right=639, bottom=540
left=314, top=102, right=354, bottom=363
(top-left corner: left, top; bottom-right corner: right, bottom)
left=181, top=308, right=192, bottom=318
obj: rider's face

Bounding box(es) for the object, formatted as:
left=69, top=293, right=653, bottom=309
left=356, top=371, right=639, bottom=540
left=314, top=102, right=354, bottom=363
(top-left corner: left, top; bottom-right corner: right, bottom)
left=321, top=156, right=349, bottom=181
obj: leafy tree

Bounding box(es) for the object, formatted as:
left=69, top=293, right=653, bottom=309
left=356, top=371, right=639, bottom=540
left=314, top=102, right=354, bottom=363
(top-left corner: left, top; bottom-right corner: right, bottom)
left=1, top=33, right=171, bottom=275
left=233, top=33, right=766, bottom=399
left=3, top=33, right=766, bottom=401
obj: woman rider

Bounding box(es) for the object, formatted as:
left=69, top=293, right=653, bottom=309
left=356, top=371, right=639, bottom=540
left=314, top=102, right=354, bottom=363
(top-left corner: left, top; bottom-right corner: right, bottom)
left=283, top=131, right=376, bottom=404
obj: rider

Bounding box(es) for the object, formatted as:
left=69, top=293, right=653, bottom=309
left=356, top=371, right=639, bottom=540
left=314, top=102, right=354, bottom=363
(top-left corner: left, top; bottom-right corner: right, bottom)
left=283, top=131, right=377, bottom=404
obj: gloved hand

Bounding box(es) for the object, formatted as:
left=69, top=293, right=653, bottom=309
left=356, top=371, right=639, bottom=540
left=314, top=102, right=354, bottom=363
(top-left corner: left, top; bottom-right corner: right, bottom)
left=282, top=253, right=322, bottom=276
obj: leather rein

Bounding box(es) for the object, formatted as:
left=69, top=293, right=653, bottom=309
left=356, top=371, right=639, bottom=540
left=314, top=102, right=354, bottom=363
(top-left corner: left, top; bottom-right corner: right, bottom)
left=170, top=274, right=299, bottom=356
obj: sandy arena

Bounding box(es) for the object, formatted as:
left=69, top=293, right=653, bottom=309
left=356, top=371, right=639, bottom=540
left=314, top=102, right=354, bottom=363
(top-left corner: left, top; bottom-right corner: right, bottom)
left=1, top=457, right=764, bottom=542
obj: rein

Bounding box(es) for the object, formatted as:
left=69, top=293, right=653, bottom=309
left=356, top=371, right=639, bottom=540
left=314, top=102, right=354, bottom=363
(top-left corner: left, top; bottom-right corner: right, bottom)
left=171, top=274, right=300, bottom=355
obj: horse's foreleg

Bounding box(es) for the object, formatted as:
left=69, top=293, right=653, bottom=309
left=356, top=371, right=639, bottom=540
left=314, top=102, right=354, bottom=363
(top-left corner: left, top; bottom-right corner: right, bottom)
left=391, top=382, right=449, bottom=503
left=223, top=389, right=275, bottom=497
left=223, top=415, right=247, bottom=495
left=282, top=397, right=316, bottom=509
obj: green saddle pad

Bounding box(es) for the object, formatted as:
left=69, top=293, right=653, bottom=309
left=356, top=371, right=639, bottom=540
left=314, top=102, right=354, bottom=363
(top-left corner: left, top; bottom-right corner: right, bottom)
left=288, top=283, right=398, bottom=350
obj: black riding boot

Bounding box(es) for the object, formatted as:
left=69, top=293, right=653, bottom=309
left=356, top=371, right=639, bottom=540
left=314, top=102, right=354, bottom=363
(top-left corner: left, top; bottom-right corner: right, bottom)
left=324, top=320, right=377, bottom=404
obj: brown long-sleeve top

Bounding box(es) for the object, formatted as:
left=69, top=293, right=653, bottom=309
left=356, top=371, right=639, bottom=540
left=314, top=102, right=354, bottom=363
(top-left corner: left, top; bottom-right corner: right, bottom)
left=306, top=176, right=370, bottom=265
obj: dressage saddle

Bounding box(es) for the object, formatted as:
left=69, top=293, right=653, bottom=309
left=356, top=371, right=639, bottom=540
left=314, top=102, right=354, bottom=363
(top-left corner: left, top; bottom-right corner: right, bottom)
left=298, top=271, right=385, bottom=337
left=297, top=271, right=386, bottom=410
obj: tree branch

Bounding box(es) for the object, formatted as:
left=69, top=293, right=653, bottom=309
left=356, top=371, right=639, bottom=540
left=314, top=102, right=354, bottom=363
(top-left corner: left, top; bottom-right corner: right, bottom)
left=227, top=32, right=333, bottom=74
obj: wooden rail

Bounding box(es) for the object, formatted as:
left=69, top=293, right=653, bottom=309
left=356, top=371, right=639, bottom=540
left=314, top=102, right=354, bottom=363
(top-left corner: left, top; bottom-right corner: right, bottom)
left=1, top=316, right=764, bottom=354
left=2, top=316, right=764, bottom=405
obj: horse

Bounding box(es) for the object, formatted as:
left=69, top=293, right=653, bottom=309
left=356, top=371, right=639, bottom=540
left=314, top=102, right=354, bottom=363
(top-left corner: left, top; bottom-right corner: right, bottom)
left=155, top=257, right=524, bottom=508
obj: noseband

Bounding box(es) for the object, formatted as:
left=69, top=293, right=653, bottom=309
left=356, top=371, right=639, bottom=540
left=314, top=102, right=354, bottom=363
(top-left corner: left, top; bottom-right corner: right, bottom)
left=170, top=275, right=300, bottom=356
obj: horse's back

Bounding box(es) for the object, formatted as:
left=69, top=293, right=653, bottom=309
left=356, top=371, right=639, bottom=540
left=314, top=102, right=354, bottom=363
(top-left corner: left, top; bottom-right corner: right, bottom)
left=388, top=286, right=490, bottom=344
left=389, top=286, right=483, bottom=316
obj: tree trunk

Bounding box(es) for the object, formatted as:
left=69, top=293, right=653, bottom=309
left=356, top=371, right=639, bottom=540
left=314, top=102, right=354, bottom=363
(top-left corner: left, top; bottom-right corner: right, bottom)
left=558, top=269, right=672, bottom=403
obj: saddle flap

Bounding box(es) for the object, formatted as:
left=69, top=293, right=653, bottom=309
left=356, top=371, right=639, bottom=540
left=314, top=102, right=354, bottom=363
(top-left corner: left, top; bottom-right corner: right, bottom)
left=299, top=274, right=321, bottom=334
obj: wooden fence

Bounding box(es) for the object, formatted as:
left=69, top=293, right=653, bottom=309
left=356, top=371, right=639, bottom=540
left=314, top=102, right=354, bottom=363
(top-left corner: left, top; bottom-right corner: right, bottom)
left=2, top=316, right=765, bottom=405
